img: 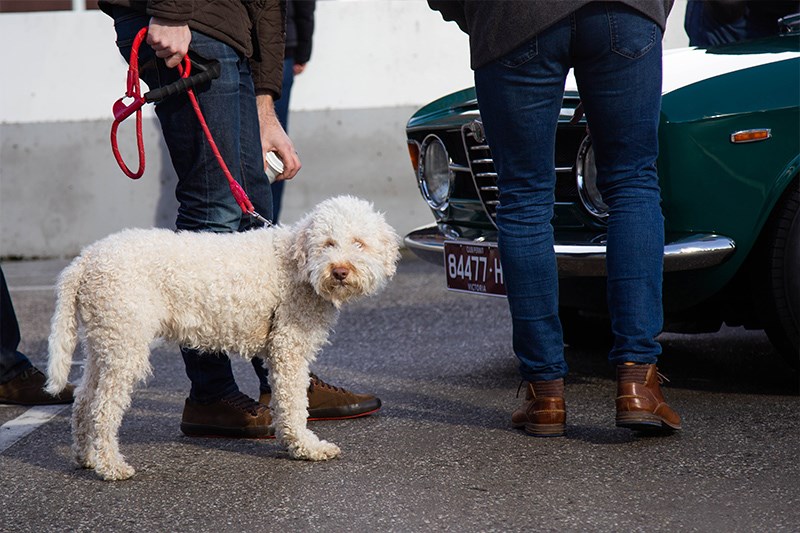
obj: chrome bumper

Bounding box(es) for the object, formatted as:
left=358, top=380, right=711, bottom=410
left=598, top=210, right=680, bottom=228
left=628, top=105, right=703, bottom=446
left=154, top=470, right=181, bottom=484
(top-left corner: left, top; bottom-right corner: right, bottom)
left=404, top=225, right=736, bottom=277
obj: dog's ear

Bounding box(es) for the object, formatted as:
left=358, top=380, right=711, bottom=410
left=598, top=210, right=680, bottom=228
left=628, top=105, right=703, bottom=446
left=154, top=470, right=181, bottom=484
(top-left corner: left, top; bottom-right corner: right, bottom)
left=379, top=225, right=401, bottom=278
left=289, top=214, right=312, bottom=272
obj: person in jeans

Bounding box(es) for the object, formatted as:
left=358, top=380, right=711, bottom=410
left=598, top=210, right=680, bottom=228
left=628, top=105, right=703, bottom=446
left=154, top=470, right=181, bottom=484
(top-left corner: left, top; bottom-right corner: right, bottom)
left=270, top=0, right=316, bottom=224
left=428, top=0, right=681, bottom=436
left=0, top=266, right=75, bottom=405
left=98, top=0, right=380, bottom=439
left=684, top=0, right=798, bottom=47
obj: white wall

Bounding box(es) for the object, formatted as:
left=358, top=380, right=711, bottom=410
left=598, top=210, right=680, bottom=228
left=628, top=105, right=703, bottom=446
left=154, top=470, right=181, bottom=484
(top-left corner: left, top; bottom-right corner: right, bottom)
left=0, top=0, right=689, bottom=258
left=0, top=2, right=477, bottom=123
left=0, top=0, right=688, bottom=123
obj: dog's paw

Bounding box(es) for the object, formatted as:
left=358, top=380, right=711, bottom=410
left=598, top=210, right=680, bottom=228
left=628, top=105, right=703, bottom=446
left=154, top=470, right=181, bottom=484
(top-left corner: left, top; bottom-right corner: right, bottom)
left=288, top=439, right=341, bottom=461
left=95, top=461, right=136, bottom=481
left=75, top=456, right=96, bottom=470
left=73, top=448, right=96, bottom=469
left=72, top=444, right=97, bottom=470
left=311, top=439, right=341, bottom=460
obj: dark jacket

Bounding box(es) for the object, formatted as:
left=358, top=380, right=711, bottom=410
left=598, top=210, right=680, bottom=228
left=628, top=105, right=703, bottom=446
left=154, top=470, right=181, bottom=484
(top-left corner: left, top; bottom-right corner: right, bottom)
left=428, top=0, right=675, bottom=69
left=98, top=0, right=286, bottom=96
left=285, top=0, right=315, bottom=64
left=701, top=0, right=799, bottom=25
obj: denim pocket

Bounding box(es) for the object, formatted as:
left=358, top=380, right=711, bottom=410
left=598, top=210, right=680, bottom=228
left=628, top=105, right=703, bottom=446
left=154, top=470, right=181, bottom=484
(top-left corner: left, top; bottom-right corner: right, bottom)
left=497, top=36, right=538, bottom=68
left=607, top=4, right=659, bottom=59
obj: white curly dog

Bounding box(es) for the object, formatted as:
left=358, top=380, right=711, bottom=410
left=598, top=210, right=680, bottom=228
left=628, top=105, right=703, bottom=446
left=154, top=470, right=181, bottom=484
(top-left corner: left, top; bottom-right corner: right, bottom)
left=46, top=195, right=400, bottom=481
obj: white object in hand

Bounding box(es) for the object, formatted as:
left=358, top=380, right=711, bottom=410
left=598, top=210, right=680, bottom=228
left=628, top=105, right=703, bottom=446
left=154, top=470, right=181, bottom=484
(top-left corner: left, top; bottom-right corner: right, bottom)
left=265, top=152, right=284, bottom=184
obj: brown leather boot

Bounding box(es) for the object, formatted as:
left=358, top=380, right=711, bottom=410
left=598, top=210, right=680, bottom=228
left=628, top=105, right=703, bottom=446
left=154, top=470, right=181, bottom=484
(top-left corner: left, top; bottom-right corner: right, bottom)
left=510, top=379, right=566, bottom=437
left=259, top=373, right=381, bottom=421
left=181, top=391, right=274, bottom=439
left=0, top=367, right=75, bottom=405
left=616, top=363, right=681, bottom=432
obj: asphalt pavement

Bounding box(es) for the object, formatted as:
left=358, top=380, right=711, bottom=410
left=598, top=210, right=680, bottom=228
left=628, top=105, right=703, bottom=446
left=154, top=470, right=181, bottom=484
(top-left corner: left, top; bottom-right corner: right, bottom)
left=1, top=253, right=798, bottom=533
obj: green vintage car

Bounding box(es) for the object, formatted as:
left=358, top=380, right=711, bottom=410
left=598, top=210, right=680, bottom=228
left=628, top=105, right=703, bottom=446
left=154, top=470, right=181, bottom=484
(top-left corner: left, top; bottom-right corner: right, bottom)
left=404, top=22, right=799, bottom=365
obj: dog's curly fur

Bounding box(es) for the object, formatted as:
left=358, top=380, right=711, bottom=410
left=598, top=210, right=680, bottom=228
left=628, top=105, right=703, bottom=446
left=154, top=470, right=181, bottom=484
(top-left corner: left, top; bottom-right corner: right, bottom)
left=46, top=196, right=400, bottom=480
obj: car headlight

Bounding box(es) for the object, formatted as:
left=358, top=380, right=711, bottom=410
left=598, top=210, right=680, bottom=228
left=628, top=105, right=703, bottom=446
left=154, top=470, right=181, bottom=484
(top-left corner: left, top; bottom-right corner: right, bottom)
left=575, top=135, right=608, bottom=220
left=418, top=134, right=453, bottom=211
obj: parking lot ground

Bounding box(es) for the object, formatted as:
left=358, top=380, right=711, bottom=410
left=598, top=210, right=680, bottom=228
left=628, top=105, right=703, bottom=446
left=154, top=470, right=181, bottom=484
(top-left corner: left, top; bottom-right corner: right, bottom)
left=1, top=253, right=798, bottom=532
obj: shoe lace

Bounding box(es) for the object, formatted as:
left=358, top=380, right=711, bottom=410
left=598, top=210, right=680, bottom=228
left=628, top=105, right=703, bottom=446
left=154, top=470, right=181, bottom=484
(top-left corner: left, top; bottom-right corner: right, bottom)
left=516, top=380, right=525, bottom=399
left=221, top=392, right=264, bottom=416
left=657, top=371, right=670, bottom=385
left=309, top=373, right=345, bottom=393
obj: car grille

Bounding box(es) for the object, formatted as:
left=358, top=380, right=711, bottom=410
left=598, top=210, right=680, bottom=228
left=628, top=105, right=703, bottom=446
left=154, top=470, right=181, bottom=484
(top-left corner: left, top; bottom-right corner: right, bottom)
left=459, top=97, right=584, bottom=228
left=461, top=121, right=499, bottom=224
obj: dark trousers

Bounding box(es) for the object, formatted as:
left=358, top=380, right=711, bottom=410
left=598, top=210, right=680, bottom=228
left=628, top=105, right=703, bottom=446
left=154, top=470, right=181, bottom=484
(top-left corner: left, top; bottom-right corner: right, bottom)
left=0, top=267, right=33, bottom=383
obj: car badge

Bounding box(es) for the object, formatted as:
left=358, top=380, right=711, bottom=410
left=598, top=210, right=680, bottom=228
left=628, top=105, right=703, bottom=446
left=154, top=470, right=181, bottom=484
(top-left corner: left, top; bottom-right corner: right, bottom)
left=469, top=120, right=486, bottom=144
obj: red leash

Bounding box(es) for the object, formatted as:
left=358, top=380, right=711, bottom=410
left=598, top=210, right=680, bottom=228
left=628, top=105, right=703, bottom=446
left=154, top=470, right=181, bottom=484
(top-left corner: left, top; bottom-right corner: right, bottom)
left=110, top=28, right=153, bottom=179
left=111, top=27, right=270, bottom=225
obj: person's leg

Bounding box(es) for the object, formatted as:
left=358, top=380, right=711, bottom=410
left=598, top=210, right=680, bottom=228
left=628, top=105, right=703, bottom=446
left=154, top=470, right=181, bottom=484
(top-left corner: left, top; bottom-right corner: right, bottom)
left=474, top=18, right=573, bottom=437
left=274, top=57, right=295, bottom=132
left=237, top=56, right=274, bottom=232
left=572, top=2, right=664, bottom=366
left=0, top=266, right=74, bottom=404
left=474, top=20, right=572, bottom=383
left=572, top=2, right=679, bottom=431
left=270, top=56, right=296, bottom=224
left=0, top=266, right=32, bottom=382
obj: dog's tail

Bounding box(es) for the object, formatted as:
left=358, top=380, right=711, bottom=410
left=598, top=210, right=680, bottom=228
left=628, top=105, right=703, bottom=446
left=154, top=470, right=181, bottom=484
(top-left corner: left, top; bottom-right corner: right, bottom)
left=45, top=257, right=84, bottom=395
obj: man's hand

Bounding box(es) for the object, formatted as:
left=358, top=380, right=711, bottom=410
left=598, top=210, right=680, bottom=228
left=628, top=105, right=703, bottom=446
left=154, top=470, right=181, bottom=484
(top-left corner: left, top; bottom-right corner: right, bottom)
left=148, top=17, right=191, bottom=68
left=256, top=93, right=301, bottom=181
left=293, top=63, right=307, bottom=76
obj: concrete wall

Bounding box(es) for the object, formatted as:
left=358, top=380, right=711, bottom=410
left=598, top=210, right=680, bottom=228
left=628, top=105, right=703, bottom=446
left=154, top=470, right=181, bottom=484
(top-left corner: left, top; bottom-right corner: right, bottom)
left=0, top=1, right=689, bottom=259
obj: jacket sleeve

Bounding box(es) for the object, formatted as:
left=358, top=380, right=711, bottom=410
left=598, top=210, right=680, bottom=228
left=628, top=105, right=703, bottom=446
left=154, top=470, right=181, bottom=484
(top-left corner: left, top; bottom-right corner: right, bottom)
left=428, top=0, right=468, bottom=33
left=705, top=0, right=748, bottom=24
left=248, top=0, right=287, bottom=97
left=146, top=0, right=194, bottom=22
left=293, top=0, right=316, bottom=65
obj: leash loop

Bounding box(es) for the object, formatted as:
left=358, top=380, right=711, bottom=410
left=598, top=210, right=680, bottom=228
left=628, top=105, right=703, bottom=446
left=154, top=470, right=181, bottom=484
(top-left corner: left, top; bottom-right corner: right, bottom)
left=110, top=27, right=149, bottom=179
left=109, top=28, right=268, bottom=224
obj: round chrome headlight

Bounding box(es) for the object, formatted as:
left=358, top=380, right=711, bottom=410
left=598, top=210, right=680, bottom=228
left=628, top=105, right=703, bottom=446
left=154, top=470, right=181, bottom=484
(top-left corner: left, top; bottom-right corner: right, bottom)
left=576, top=135, right=608, bottom=220
left=418, top=134, right=453, bottom=211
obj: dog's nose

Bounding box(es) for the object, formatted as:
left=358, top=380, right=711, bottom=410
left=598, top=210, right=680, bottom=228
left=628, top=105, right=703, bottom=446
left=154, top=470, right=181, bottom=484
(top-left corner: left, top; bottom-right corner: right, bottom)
left=332, top=267, right=349, bottom=281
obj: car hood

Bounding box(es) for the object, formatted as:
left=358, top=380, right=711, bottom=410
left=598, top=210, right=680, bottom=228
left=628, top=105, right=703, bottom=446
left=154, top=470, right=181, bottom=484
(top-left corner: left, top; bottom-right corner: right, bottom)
left=564, top=36, right=800, bottom=96
left=409, top=36, right=799, bottom=129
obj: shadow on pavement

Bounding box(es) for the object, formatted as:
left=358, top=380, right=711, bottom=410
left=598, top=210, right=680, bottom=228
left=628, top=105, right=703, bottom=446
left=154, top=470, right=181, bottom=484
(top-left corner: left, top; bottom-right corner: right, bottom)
left=564, top=326, right=798, bottom=396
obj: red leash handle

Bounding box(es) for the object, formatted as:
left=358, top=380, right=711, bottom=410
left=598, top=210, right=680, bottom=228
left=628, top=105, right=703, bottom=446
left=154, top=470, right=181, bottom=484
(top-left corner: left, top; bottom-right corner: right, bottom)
left=110, top=28, right=189, bottom=180
left=109, top=28, right=267, bottom=223
left=110, top=28, right=149, bottom=179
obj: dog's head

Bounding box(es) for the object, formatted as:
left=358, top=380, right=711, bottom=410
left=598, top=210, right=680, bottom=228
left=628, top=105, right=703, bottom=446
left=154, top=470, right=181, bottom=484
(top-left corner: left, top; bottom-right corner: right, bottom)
left=289, top=195, right=400, bottom=307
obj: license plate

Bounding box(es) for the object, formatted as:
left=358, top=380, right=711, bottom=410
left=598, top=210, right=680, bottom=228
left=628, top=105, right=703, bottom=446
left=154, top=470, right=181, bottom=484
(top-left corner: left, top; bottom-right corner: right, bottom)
left=444, top=241, right=506, bottom=297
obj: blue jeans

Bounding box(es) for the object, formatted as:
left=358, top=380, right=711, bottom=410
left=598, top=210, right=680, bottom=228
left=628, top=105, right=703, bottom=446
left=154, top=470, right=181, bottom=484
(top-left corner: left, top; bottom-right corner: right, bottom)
left=474, top=2, right=664, bottom=382
left=112, top=9, right=273, bottom=402
left=270, top=57, right=295, bottom=224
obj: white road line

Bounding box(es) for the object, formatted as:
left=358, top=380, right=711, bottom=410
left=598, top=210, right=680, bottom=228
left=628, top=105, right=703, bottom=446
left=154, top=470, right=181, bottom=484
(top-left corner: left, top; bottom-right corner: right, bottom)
left=8, top=285, right=55, bottom=292
left=0, top=405, right=69, bottom=454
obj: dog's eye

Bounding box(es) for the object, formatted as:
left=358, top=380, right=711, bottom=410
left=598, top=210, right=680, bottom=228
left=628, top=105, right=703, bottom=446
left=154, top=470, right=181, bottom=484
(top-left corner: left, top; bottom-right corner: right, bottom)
left=324, top=239, right=336, bottom=248
left=353, top=239, right=366, bottom=250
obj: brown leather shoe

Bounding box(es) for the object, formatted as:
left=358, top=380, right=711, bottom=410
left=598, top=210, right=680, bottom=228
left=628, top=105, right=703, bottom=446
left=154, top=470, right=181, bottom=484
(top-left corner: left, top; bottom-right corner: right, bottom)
left=0, top=367, right=74, bottom=405
left=511, top=379, right=566, bottom=437
left=259, top=373, right=381, bottom=421
left=181, top=391, right=274, bottom=439
left=616, top=363, right=681, bottom=432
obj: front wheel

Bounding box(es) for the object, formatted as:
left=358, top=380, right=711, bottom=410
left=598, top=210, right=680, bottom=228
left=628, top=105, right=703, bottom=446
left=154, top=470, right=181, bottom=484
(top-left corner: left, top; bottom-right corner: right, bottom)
left=760, top=179, right=799, bottom=368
